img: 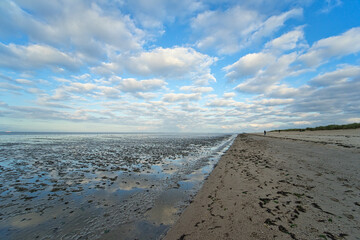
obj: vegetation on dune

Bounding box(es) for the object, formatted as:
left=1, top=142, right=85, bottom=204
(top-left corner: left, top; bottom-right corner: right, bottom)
left=272, top=123, right=360, bottom=132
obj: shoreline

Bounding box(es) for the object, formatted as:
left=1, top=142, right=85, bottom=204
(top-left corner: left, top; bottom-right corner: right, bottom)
left=164, top=131, right=360, bottom=239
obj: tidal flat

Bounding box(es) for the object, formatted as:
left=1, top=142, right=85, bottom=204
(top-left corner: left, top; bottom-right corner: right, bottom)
left=0, top=133, right=236, bottom=239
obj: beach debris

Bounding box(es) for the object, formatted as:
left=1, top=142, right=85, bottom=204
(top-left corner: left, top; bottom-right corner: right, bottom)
left=264, top=218, right=276, bottom=226
left=178, top=234, right=189, bottom=240
left=278, top=225, right=297, bottom=239
left=277, top=191, right=290, bottom=196
left=311, top=203, right=334, bottom=215
left=296, top=205, right=306, bottom=213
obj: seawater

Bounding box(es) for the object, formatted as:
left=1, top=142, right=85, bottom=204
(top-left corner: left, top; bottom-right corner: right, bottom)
left=0, top=133, right=236, bottom=240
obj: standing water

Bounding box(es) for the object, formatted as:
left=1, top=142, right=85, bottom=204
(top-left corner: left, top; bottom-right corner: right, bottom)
left=0, top=133, right=236, bottom=239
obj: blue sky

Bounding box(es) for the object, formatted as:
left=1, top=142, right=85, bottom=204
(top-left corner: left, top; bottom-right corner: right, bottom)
left=0, top=0, right=359, bottom=133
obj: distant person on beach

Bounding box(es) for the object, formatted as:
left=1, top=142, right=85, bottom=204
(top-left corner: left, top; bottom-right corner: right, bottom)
left=264, top=130, right=266, bottom=136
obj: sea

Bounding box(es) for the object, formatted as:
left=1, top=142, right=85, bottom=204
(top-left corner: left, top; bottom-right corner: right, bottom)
left=0, top=132, right=236, bottom=240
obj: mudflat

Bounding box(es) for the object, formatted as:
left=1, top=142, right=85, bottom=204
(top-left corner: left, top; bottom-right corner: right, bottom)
left=164, top=131, right=360, bottom=240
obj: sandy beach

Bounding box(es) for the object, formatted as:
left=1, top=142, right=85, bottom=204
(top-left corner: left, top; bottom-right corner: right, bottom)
left=164, top=130, right=360, bottom=240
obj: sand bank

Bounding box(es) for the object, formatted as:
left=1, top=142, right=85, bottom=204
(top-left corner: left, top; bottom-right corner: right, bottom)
left=164, top=131, right=360, bottom=240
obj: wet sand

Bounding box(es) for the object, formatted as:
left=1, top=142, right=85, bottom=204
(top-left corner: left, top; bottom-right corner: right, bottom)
left=0, top=133, right=236, bottom=240
left=164, top=130, right=360, bottom=240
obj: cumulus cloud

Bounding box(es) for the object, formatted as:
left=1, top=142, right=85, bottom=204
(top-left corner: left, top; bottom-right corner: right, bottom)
left=0, top=43, right=80, bottom=71
left=46, top=77, right=167, bottom=101
left=35, top=76, right=167, bottom=107
left=206, top=98, right=237, bottom=107
left=253, top=98, right=294, bottom=106
left=162, top=93, right=201, bottom=102
left=299, top=27, right=360, bottom=67
left=278, top=64, right=360, bottom=120
left=191, top=6, right=260, bottom=54
left=37, top=81, right=123, bottom=105
left=0, top=0, right=144, bottom=63
left=223, top=92, right=236, bottom=98
left=191, top=6, right=302, bottom=54
left=225, top=27, right=307, bottom=82
left=14, top=78, right=33, bottom=85
left=310, top=65, right=360, bottom=87
left=233, top=52, right=299, bottom=93
left=265, top=27, right=307, bottom=51
left=266, top=84, right=305, bottom=98
left=250, top=8, right=303, bottom=42
left=1, top=0, right=359, bottom=133
left=118, top=78, right=166, bottom=92
left=179, top=86, right=214, bottom=93
left=206, top=98, right=250, bottom=108
left=0, top=73, right=35, bottom=87
left=288, top=80, right=360, bottom=114
left=226, top=27, right=360, bottom=96
left=123, top=0, right=204, bottom=28
left=125, top=47, right=214, bottom=76
left=93, top=47, right=217, bottom=84
left=0, top=82, right=23, bottom=91
left=64, top=82, right=98, bottom=93
left=224, top=52, right=276, bottom=80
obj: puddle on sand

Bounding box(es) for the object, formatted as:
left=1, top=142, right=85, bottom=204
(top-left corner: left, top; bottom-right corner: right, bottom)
left=102, top=189, right=188, bottom=240
left=0, top=133, right=236, bottom=239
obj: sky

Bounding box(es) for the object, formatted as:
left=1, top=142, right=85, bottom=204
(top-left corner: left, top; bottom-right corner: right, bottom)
left=0, top=0, right=360, bottom=133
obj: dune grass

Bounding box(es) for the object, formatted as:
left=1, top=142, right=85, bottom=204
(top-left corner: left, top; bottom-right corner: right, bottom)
left=272, top=123, right=360, bottom=132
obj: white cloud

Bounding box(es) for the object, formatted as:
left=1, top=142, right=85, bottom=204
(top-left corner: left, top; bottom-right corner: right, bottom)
left=233, top=52, right=299, bottom=93
left=265, top=27, right=307, bottom=51
left=125, top=47, right=215, bottom=79
left=224, top=52, right=276, bottom=80
left=0, top=0, right=144, bottom=62
left=65, top=82, right=98, bottom=93
left=225, top=27, right=307, bottom=82
left=224, top=27, right=311, bottom=94
left=133, top=92, right=158, bottom=99
left=287, top=79, right=360, bottom=114
left=0, top=73, right=35, bottom=87
left=1, top=0, right=359, bottom=133
left=250, top=8, right=303, bottom=41
left=254, top=98, right=294, bottom=106
left=293, top=121, right=312, bottom=125
left=223, top=92, right=236, bottom=98
left=249, top=122, right=276, bottom=129
left=310, top=65, right=360, bottom=87
left=118, top=78, right=166, bottom=92
left=15, top=79, right=33, bottom=85
left=193, top=73, right=217, bottom=85
left=180, top=86, right=214, bottom=93
left=0, top=43, right=80, bottom=71
left=192, top=6, right=302, bottom=54
left=192, top=6, right=260, bottom=54
left=226, top=27, right=360, bottom=96
left=0, top=82, right=23, bottom=91
left=320, top=0, right=342, bottom=13
left=299, top=27, right=360, bottom=67
left=346, top=118, right=360, bottom=123
left=93, top=47, right=217, bottom=84
left=206, top=98, right=250, bottom=108
left=206, top=98, right=237, bottom=107
left=124, top=0, right=204, bottom=29
left=162, top=93, right=201, bottom=102
left=37, top=80, right=123, bottom=104
left=266, top=84, right=304, bottom=98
